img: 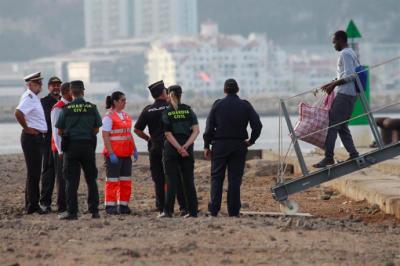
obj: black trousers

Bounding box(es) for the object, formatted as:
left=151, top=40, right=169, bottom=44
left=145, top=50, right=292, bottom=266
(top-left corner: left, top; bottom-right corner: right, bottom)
left=63, top=141, right=99, bottom=215
left=52, top=151, right=67, bottom=212
left=163, top=155, right=198, bottom=216
left=39, top=135, right=56, bottom=208
left=149, top=141, right=185, bottom=212
left=21, top=132, right=45, bottom=212
left=325, top=93, right=359, bottom=159
left=209, top=140, right=247, bottom=216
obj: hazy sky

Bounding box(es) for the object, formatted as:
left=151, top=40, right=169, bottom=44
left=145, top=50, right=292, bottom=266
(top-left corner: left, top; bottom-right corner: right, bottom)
left=0, top=0, right=399, bottom=62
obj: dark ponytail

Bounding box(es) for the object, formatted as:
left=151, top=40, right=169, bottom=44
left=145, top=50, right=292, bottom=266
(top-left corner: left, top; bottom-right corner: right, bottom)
left=105, top=91, right=125, bottom=109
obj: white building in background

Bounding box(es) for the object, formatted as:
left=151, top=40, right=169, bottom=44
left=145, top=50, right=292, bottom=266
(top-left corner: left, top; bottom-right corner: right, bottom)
left=84, top=0, right=135, bottom=47
left=288, top=52, right=336, bottom=92
left=147, top=22, right=269, bottom=95
left=134, top=0, right=198, bottom=38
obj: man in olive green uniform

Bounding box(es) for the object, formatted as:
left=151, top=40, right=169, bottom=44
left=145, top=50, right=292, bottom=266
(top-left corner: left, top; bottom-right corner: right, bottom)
left=56, top=80, right=102, bottom=220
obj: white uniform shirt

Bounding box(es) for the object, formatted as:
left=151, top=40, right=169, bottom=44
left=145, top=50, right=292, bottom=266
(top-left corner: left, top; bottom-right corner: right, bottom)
left=51, top=98, right=70, bottom=154
left=16, top=89, right=47, bottom=132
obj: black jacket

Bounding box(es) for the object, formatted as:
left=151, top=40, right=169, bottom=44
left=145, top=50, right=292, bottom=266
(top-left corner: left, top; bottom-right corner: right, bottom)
left=203, top=94, right=262, bottom=149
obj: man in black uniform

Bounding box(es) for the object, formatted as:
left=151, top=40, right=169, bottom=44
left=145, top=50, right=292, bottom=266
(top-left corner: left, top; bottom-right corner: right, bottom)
left=134, top=80, right=186, bottom=214
left=204, top=79, right=262, bottom=217
left=39, top=76, right=62, bottom=213
left=56, top=80, right=102, bottom=220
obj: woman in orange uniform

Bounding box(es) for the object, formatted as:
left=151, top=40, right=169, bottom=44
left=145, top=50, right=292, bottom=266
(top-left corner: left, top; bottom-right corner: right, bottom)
left=102, top=91, right=138, bottom=215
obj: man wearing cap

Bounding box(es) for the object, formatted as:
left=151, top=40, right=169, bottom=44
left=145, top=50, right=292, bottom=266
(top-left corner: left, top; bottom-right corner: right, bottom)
left=15, top=72, right=48, bottom=214
left=56, top=80, right=102, bottom=220
left=203, top=79, right=262, bottom=217
left=134, top=80, right=186, bottom=215
left=39, top=76, right=62, bottom=213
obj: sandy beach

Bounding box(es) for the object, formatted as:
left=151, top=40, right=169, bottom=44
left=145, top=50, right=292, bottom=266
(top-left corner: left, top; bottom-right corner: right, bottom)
left=1, top=153, right=399, bottom=266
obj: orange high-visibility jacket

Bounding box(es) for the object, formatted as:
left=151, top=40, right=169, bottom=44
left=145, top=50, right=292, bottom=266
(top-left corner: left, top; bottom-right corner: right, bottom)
left=103, top=111, right=135, bottom=157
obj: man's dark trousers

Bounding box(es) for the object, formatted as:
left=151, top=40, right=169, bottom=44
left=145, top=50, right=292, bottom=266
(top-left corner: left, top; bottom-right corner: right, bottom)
left=209, top=140, right=247, bottom=216
left=21, top=132, right=45, bottom=212
left=53, top=151, right=67, bottom=212
left=149, top=141, right=186, bottom=212
left=64, top=141, right=99, bottom=215
left=40, top=134, right=56, bottom=208
left=149, top=141, right=165, bottom=212
left=325, top=93, right=358, bottom=160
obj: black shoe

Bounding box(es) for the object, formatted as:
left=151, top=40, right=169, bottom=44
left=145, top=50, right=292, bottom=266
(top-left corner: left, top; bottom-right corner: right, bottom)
left=206, top=212, right=218, bottom=218
left=157, top=212, right=172, bottom=218
left=39, top=205, right=51, bottom=214
left=57, top=208, right=67, bottom=214
left=184, top=213, right=198, bottom=218
left=346, top=153, right=359, bottom=161
left=312, top=158, right=335, bottom=168
left=179, top=210, right=188, bottom=217
left=91, top=212, right=100, bottom=219
left=105, top=206, right=119, bottom=215
left=58, top=212, right=78, bottom=220
left=26, top=208, right=37, bottom=215
left=119, top=205, right=132, bottom=215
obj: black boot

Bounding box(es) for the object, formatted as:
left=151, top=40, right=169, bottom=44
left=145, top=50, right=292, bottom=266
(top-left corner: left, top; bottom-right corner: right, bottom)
left=105, top=206, right=119, bottom=215
left=58, top=212, right=78, bottom=220
left=119, top=205, right=132, bottom=215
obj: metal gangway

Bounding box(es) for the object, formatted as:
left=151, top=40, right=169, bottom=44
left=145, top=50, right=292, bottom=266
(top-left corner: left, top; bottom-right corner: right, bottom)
left=271, top=56, right=400, bottom=214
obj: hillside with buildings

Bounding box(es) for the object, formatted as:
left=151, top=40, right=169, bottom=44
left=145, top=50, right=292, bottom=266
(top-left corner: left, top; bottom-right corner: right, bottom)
left=0, top=0, right=399, bottom=118
left=0, top=0, right=399, bottom=61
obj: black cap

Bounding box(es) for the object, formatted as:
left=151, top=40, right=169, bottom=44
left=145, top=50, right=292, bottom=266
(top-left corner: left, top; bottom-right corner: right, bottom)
left=48, top=76, right=62, bottom=84
left=70, top=80, right=85, bottom=91
left=148, top=80, right=165, bottom=98
left=224, top=78, right=239, bottom=94
left=60, top=82, right=70, bottom=93
left=167, top=85, right=182, bottom=95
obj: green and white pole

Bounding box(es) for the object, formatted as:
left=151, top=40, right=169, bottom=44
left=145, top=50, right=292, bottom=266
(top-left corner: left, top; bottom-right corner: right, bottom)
left=347, top=20, right=372, bottom=147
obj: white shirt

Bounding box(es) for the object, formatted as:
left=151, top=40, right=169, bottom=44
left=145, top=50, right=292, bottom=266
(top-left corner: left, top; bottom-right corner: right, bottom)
left=102, top=112, right=124, bottom=132
left=16, top=89, right=47, bottom=132
left=51, top=98, right=70, bottom=154
left=336, top=47, right=360, bottom=96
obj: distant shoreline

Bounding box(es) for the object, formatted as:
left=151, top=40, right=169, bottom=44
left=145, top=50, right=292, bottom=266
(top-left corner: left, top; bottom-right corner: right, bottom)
left=1, top=110, right=400, bottom=124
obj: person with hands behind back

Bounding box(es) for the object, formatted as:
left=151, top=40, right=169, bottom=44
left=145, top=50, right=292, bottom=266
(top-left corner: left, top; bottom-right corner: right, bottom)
left=158, top=85, right=199, bottom=218
left=102, top=91, right=138, bottom=215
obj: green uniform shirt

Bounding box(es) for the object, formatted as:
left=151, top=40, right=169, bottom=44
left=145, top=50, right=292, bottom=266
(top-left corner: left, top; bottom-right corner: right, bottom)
left=56, top=97, right=102, bottom=141
left=162, top=104, right=198, bottom=158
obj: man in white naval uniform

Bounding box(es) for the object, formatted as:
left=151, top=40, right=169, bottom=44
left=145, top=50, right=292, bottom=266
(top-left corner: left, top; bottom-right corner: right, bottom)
left=15, top=72, right=48, bottom=214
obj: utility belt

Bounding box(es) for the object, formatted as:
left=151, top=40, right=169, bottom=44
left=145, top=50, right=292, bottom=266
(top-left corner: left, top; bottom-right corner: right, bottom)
left=61, top=137, right=95, bottom=152
left=22, top=131, right=47, bottom=145
left=212, top=137, right=246, bottom=143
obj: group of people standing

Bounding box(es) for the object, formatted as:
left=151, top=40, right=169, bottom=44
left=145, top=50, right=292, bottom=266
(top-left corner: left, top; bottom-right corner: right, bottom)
left=15, top=74, right=263, bottom=220
left=14, top=29, right=361, bottom=220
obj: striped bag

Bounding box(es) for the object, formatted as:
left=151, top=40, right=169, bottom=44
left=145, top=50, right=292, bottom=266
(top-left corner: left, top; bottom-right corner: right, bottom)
left=293, top=92, right=335, bottom=149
